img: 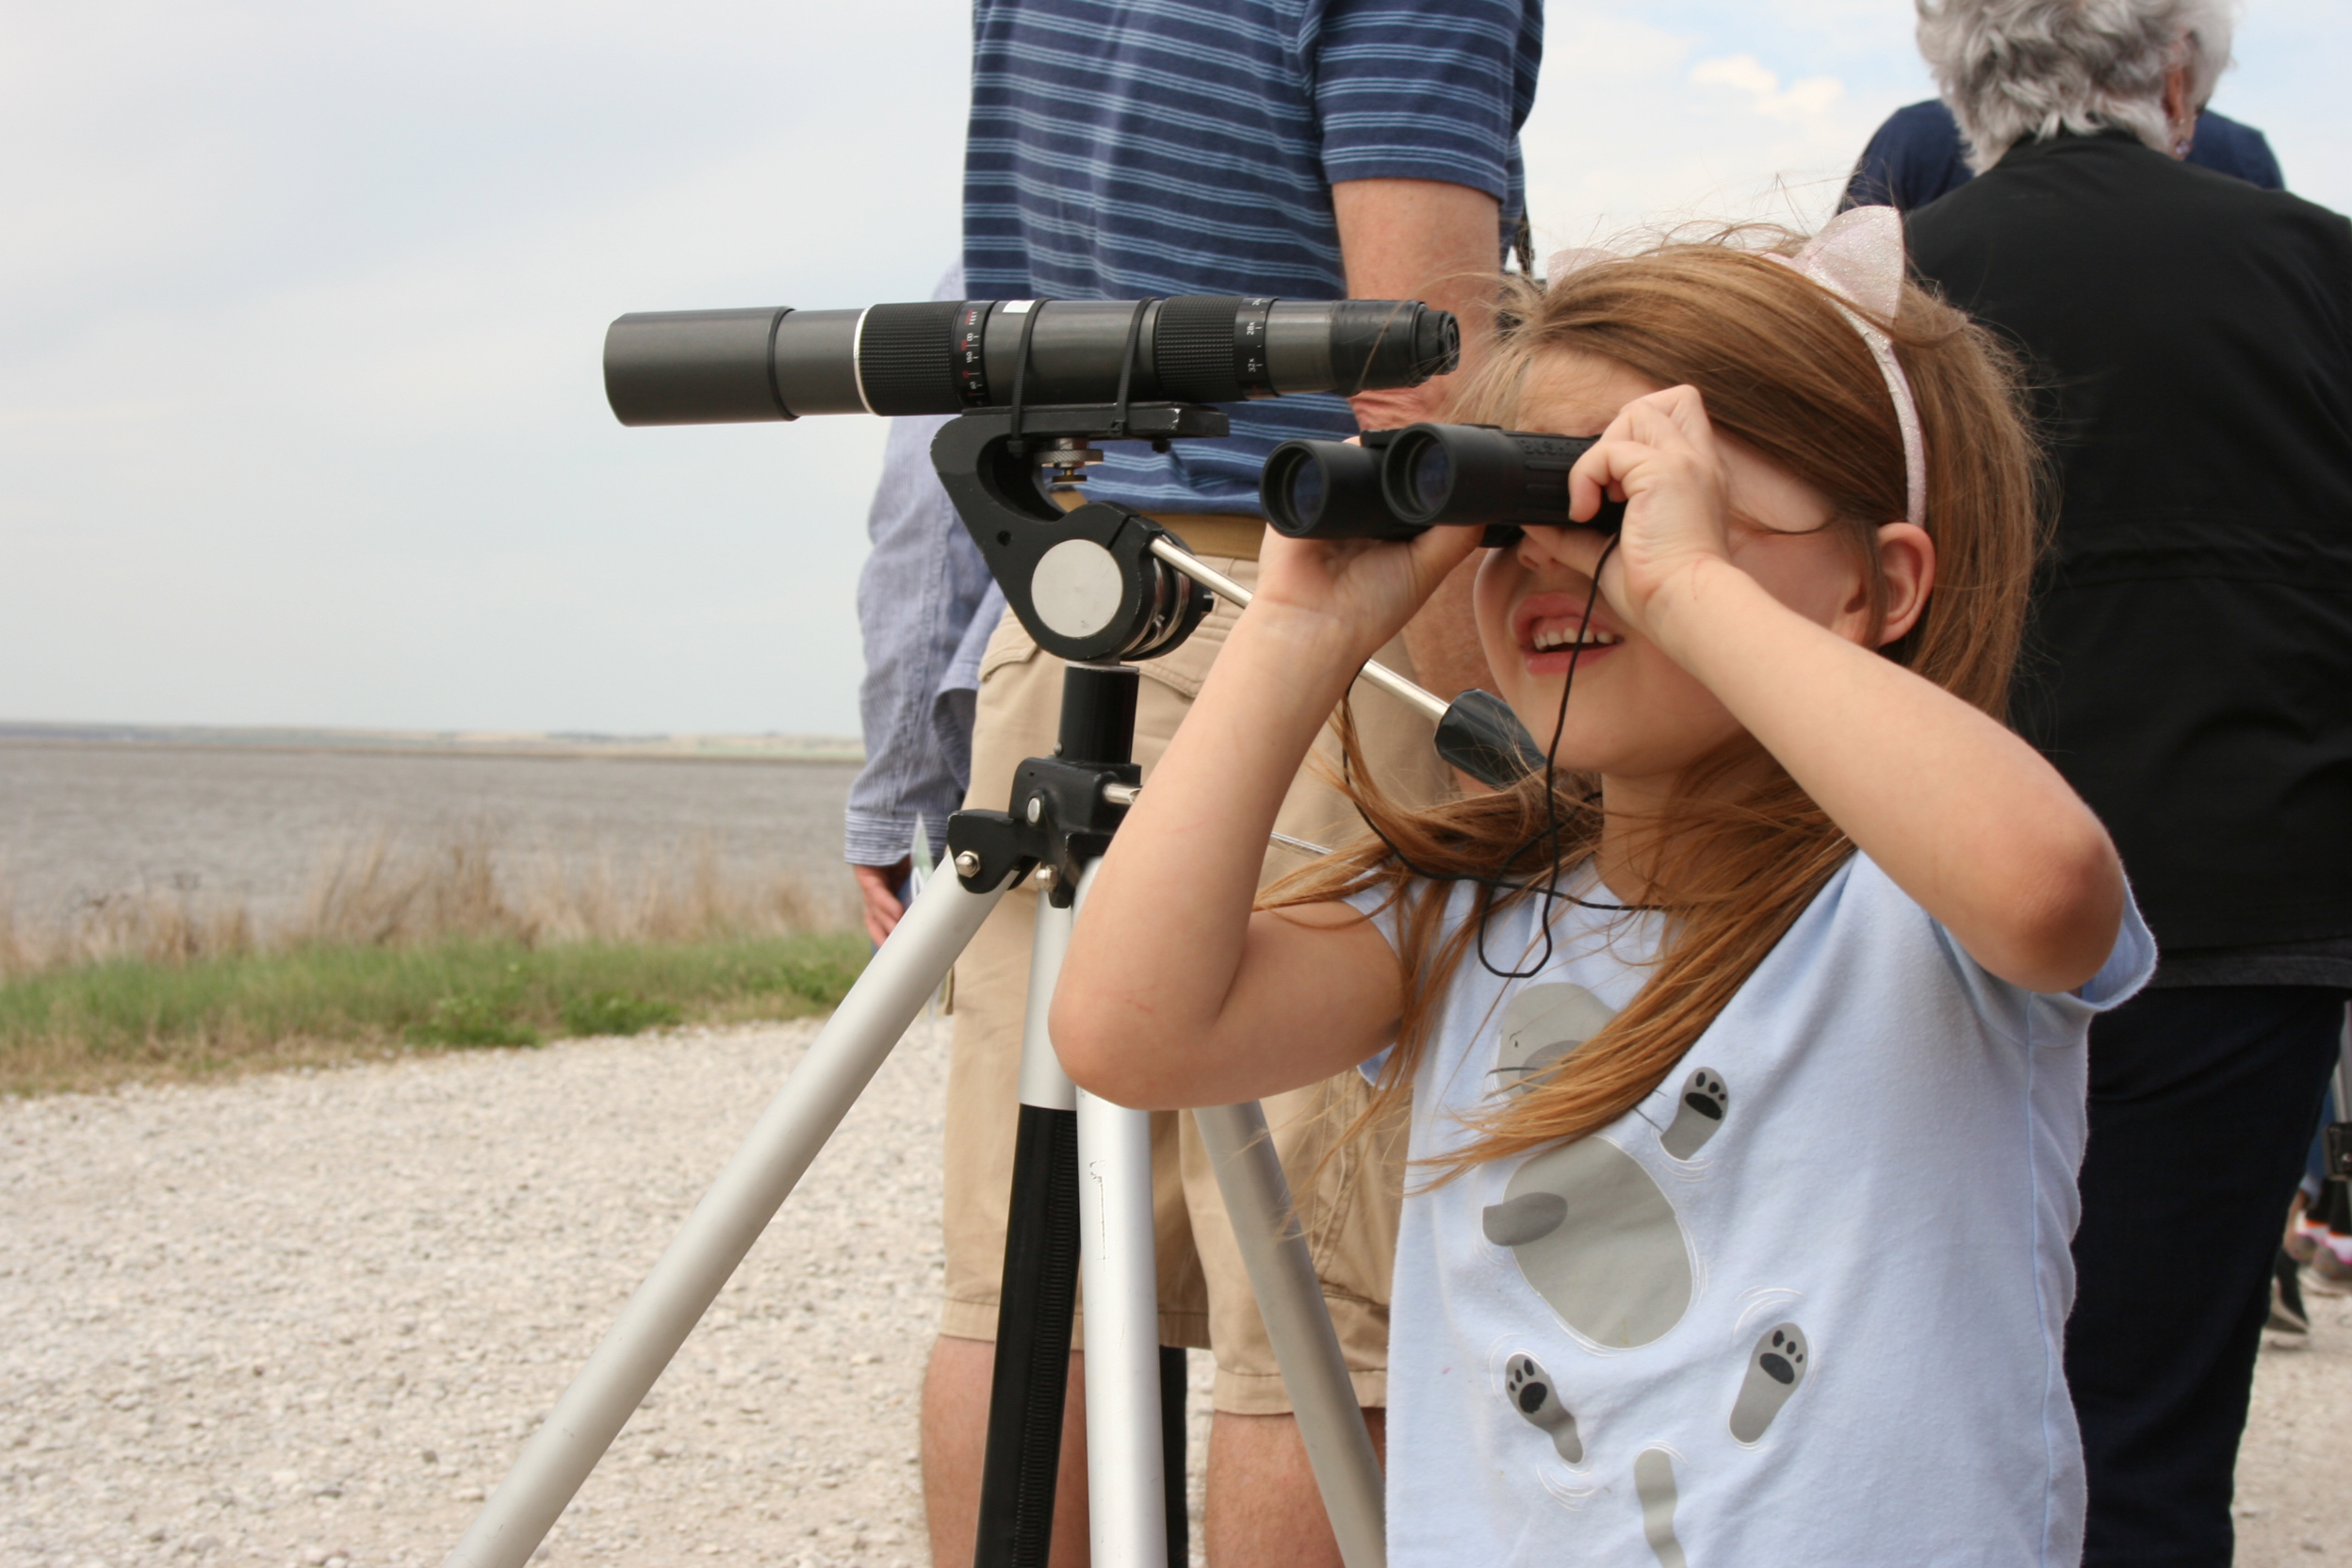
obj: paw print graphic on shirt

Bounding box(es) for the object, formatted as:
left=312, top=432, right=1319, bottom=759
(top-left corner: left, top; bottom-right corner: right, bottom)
left=1658, top=1068, right=1729, bottom=1160
left=1728, top=1322, right=1810, bottom=1443
left=1502, top=1352, right=1584, bottom=1464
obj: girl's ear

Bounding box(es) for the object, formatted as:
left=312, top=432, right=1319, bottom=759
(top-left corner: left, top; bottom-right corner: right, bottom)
left=1872, top=522, right=1936, bottom=646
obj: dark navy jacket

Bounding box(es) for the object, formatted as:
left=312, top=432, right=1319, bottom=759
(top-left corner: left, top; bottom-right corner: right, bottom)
left=1907, top=133, right=2352, bottom=952
left=1840, top=100, right=2283, bottom=212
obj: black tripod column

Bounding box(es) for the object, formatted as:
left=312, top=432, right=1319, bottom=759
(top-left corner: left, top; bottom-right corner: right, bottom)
left=972, top=663, right=1142, bottom=1568
left=976, top=1101, right=1082, bottom=1568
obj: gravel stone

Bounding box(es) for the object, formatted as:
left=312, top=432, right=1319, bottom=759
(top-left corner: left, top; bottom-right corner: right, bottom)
left=0, top=1018, right=1189, bottom=1567
left=8, top=1013, right=2331, bottom=1565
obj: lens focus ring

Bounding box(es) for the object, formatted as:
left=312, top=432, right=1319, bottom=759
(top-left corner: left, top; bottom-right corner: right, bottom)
left=858, top=302, right=964, bottom=416
left=1154, top=297, right=1247, bottom=403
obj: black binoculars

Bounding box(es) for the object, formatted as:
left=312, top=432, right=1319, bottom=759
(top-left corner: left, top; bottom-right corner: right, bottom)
left=1261, top=423, right=1627, bottom=546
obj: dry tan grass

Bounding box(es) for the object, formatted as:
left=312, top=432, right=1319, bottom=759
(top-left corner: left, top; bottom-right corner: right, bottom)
left=293, top=831, right=830, bottom=949
left=0, top=829, right=844, bottom=978
left=0, top=884, right=257, bottom=975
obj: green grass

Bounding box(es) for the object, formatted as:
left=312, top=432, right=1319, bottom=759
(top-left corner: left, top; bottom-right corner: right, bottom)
left=0, top=932, right=868, bottom=1095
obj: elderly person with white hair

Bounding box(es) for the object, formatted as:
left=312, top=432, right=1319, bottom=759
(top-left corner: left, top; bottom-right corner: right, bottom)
left=1906, top=3, right=2352, bottom=1565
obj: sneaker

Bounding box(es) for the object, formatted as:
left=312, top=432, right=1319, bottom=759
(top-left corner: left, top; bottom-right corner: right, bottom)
left=2268, top=1250, right=2311, bottom=1336
left=2303, top=1246, right=2352, bottom=1298
left=2286, top=1194, right=2321, bottom=1264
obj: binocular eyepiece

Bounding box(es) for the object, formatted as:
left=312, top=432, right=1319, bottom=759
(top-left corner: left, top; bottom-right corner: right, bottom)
left=1262, top=424, right=1627, bottom=544
left=603, top=296, right=1459, bottom=425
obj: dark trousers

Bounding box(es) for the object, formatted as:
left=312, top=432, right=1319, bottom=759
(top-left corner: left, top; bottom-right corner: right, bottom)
left=2067, top=985, right=2348, bottom=1567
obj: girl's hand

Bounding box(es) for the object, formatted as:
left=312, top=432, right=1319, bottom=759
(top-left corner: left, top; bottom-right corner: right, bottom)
left=1250, top=514, right=1485, bottom=668
left=1551, top=384, right=1740, bottom=636
left=1526, top=381, right=2126, bottom=996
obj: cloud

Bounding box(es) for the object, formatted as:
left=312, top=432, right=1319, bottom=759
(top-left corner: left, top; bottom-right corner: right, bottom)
left=1517, top=7, right=1913, bottom=254
left=0, top=0, right=965, bottom=734
left=0, top=0, right=2342, bottom=734
left=1688, top=55, right=1848, bottom=122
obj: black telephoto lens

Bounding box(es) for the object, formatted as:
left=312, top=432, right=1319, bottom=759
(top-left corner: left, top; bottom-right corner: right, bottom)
left=1262, top=434, right=1424, bottom=540
left=604, top=297, right=1461, bottom=426
left=1380, top=423, right=1625, bottom=535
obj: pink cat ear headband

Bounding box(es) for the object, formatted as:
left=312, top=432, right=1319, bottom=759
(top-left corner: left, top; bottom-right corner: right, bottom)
left=1544, top=205, right=1928, bottom=529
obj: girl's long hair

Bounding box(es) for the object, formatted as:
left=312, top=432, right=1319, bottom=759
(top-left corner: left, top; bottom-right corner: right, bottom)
left=1266, top=235, right=2043, bottom=1176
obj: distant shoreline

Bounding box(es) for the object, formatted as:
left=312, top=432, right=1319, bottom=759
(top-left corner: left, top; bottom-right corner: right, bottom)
left=0, top=721, right=863, bottom=765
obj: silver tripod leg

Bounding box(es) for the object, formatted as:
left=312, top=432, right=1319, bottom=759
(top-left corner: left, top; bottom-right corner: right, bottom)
left=1078, top=1089, right=1168, bottom=1567
left=1147, top=538, right=1404, bottom=1567
left=1064, top=861, right=1169, bottom=1568
left=1193, top=1102, right=1386, bottom=1568
left=444, top=868, right=1009, bottom=1568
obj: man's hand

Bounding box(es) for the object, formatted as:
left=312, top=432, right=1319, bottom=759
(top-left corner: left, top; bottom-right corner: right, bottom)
left=852, top=858, right=912, bottom=945
left=1332, top=175, right=1507, bottom=710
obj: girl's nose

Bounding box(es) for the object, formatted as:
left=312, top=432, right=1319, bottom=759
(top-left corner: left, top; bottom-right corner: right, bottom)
left=1516, top=524, right=1570, bottom=571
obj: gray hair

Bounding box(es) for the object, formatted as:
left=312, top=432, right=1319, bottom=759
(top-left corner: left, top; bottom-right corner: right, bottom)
left=1917, top=0, right=2237, bottom=170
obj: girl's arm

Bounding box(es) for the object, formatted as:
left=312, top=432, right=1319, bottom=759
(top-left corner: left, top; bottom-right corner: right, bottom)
left=1660, top=564, right=2123, bottom=992
left=1050, top=527, right=1482, bottom=1110
left=1566, top=388, right=2127, bottom=995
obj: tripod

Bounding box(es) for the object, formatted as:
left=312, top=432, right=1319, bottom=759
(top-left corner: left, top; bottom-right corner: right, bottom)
left=445, top=398, right=1536, bottom=1568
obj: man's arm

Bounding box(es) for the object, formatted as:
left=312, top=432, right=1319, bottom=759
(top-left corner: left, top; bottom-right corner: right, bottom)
left=846, top=265, right=994, bottom=943
left=845, top=413, right=972, bottom=943
left=1333, top=175, right=1502, bottom=706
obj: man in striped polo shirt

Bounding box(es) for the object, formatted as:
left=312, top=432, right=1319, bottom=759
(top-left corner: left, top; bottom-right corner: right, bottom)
left=927, top=4, right=1542, bottom=1561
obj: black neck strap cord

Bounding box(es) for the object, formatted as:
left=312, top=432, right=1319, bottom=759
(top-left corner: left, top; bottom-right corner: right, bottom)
left=1346, top=534, right=1655, bottom=982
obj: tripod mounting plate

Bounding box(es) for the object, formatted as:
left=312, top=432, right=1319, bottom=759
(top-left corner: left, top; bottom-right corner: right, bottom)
left=947, top=755, right=1139, bottom=908
left=932, top=404, right=1224, bottom=664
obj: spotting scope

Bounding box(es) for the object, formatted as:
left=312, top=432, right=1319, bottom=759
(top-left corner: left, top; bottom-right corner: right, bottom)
left=603, top=296, right=1459, bottom=425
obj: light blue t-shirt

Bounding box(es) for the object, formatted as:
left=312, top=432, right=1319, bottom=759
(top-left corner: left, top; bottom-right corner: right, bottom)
left=1348, top=852, right=2154, bottom=1567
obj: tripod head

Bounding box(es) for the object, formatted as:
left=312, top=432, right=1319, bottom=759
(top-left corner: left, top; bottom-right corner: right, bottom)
left=604, top=291, right=1544, bottom=793
left=604, top=294, right=1457, bottom=662
left=929, top=400, right=1229, bottom=662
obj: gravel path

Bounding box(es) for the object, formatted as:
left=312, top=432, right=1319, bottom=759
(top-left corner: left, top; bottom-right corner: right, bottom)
left=1, top=1020, right=2343, bottom=1566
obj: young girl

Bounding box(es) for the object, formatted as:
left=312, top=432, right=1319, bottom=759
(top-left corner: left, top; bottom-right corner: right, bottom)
left=1052, top=214, right=2153, bottom=1566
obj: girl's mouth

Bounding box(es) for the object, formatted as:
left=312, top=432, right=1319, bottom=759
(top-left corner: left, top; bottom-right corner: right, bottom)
left=1528, top=618, right=1623, bottom=653
left=1514, top=598, right=1625, bottom=675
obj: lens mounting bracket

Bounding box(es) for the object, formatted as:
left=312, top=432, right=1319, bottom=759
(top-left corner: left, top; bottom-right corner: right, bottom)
left=930, top=403, right=1225, bottom=664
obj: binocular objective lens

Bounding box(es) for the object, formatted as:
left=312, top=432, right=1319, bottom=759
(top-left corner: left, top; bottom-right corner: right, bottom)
left=1287, top=461, right=1327, bottom=526
left=1409, top=441, right=1453, bottom=514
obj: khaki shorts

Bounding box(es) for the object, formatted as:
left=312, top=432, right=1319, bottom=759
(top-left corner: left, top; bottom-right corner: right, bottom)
left=938, top=526, right=1453, bottom=1415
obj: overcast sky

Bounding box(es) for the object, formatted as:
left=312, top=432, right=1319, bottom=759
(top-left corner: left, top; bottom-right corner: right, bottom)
left=3, top=0, right=2342, bottom=738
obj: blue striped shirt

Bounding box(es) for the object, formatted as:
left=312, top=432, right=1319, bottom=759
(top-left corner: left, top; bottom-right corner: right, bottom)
left=965, top=0, right=1542, bottom=514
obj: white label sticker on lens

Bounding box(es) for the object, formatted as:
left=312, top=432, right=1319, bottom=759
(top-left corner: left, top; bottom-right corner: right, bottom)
left=1031, top=540, right=1125, bottom=639
left=1002, top=300, right=1037, bottom=314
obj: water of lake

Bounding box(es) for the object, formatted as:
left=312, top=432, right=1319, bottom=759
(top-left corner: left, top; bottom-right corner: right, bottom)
left=0, top=743, right=863, bottom=930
